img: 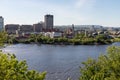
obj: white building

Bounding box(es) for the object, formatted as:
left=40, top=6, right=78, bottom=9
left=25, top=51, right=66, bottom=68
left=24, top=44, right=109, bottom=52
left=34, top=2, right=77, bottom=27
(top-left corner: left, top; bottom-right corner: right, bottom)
left=44, top=32, right=51, bottom=37
left=0, top=16, right=4, bottom=31
left=50, top=32, right=62, bottom=38
left=44, top=32, right=62, bottom=38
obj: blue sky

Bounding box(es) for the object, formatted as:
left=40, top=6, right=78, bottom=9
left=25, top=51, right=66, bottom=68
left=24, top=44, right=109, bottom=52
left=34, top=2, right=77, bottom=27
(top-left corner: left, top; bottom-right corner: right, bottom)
left=0, top=0, right=120, bottom=27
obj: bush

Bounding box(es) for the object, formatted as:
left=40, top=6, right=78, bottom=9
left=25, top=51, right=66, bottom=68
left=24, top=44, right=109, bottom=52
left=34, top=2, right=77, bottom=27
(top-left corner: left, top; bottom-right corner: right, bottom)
left=0, top=51, right=46, bottom=80
left=80, top=46, right=120, bottom=80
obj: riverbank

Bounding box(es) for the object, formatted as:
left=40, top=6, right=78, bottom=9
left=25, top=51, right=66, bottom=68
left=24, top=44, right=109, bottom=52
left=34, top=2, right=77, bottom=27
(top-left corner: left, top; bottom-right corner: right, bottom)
left=7, top=37, right=112, bottom=45
left=7, top=34, right=117, bottom=45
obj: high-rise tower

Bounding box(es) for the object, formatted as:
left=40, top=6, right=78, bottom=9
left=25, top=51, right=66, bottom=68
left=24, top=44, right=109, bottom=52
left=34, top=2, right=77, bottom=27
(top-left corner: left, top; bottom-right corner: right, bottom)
left=44, top=14, right=53, bottom=30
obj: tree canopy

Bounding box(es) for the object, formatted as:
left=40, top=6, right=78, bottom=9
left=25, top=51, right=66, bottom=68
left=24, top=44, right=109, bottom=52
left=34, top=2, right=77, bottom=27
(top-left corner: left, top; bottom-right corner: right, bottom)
left=80, top=46, right=120, bottom=80
left=0, top=51, right=46, bottom=80
left=0, top=31, right=7, bottom=46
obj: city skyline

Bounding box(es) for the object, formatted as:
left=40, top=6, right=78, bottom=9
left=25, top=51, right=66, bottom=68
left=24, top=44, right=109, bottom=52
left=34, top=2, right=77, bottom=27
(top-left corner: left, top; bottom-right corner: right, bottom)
left=0, top=0, right=120, bottom=27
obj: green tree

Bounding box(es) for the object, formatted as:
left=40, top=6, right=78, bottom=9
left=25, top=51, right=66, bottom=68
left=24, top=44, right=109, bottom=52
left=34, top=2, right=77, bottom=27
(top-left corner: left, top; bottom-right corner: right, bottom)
left=75, top=33, right=85, bottom=39
left=0, top=32, right=46, bottom=80
left=80, top=46, right=120, bottom=80
left=29, top=34, right=37, bottom=42
left=95, top=34, right=108, bottom=41
left=0, top=51, right=46, bottom=80
left=0, top=31, right=7, bottom=46
left=7, top=35, right=18, bottom=44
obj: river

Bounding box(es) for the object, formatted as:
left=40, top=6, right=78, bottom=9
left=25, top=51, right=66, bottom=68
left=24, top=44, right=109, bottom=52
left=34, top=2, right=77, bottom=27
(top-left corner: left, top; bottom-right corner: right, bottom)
left=1, top=42, right=120, bottom=80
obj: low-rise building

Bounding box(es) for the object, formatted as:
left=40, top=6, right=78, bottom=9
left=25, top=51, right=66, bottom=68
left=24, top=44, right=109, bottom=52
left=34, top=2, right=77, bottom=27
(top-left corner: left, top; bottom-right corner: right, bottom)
left=44, top=31, right=62, bottom=38
left=44, top=32, right=51, bottom=37
left=50, top=32, right=62, bottom=38
left=5, top=24, right=19, bottom=34
left=20, top=25, right=33, bottom=33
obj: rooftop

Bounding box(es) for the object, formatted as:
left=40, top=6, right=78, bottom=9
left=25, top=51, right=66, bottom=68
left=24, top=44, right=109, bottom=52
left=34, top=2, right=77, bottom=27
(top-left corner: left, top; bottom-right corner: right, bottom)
left=0, top=16, right=3, bottom=18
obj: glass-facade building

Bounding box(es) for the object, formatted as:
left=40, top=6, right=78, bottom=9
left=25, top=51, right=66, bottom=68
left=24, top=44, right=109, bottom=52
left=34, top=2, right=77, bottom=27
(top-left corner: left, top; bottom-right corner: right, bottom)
left=0, top=16, right=4, bottom=31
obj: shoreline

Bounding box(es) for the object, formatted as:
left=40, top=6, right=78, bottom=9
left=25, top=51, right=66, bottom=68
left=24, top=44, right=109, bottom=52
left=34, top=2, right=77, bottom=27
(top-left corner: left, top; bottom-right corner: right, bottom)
left=6, top=40, right=113, bottom=45
left=7, top=35, right=117, bottom=45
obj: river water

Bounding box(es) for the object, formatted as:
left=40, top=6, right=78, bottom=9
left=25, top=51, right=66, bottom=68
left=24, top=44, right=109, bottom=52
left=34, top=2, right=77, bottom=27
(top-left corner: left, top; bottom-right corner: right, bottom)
left=1, top=42, right=120, bottom=80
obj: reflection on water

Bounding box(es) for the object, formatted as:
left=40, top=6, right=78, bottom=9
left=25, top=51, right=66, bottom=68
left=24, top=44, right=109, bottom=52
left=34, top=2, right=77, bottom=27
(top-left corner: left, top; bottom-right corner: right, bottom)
left=2, top=42, right=120, bottom=80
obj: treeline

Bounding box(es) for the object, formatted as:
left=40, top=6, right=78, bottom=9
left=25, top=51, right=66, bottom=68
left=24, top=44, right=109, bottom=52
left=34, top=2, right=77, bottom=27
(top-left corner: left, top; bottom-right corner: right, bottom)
left=7, top=34, right=112, bottom=45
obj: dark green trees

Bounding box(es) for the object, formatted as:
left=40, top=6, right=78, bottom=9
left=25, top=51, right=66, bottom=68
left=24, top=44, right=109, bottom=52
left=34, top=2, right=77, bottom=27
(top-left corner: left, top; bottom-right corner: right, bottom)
left=0, top=51, right=46, bottom=80
left=80, top=46, right=120, bottom=80
left=0, top=31, right=7, bottom=46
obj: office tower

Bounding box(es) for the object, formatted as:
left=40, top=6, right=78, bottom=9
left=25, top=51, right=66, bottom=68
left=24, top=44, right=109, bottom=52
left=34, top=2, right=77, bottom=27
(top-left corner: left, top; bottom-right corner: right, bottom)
left=44, top=14, right=53, bottom=30
left=0, top=16, right=4, bottom=31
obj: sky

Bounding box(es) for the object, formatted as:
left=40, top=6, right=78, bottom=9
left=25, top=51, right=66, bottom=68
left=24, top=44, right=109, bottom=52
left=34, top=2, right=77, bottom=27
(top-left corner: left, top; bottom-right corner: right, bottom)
left=0, top=0, right=120, bottom=27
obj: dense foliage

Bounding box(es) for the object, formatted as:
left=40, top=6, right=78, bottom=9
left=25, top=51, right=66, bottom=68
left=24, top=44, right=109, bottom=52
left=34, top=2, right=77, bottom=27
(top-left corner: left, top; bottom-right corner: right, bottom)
left=7, top=34, right=112, bottom=45
left=113, top=37, right=120, bottom=42
left=80, top=46, right=120, bottom=80
left=0, top=51, right=46, bottom=80
left=0, top=31, right=7, bottom=46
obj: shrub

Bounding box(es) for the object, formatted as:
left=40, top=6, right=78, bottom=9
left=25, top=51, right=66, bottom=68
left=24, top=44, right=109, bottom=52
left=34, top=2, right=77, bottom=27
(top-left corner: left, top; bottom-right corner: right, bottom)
left=0, top=51, right=46, bottom=80
left=80, top=46, right=120, bottom=80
